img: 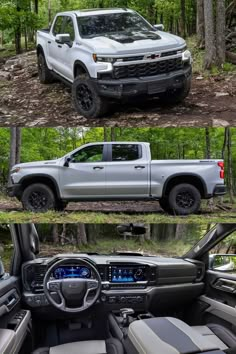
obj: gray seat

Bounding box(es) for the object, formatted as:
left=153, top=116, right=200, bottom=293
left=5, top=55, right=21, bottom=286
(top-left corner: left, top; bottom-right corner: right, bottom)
left=32, top=338, right=124, bottom=354
left=127, top=317, right=231, bottom=354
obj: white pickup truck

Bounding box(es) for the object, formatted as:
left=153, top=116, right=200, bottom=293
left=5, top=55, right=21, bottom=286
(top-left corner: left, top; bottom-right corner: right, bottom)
left=8, top=142, right=226, bottom=215
left=36, top=8, right=192, bottom=118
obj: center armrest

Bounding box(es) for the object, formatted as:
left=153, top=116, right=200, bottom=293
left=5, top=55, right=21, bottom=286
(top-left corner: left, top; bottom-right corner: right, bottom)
left=0, top=328, right=16, bottom=354
left=127, top=317, right=225, bottom=354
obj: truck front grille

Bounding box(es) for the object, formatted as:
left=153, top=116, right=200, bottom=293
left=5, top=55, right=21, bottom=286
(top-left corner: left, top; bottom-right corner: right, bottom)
left=113, top=57, right=183, bottom=79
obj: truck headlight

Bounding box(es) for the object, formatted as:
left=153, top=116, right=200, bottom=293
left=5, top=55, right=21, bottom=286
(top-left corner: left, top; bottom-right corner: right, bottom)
left=93, top=54, right=116, bottom=63
left=11, top=167, right=21, bottom=174
left=182, top=50, right=192, bottom=63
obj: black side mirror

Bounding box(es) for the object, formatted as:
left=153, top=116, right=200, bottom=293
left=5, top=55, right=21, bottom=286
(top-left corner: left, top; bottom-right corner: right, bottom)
left=117, top=224, right=146, bottom=236
left=0, top=259, right=5, bottom=279
left=64, top=156, right=72, bottom=167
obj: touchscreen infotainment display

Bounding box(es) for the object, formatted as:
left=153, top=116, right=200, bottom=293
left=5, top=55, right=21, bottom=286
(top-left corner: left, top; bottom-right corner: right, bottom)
left=110, top=266, right=146, bottom=283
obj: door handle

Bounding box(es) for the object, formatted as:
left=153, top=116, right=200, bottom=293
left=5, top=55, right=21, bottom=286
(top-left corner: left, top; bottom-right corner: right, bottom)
left=48, top=41, right=51, bottom=44
left=93, top=166, right=104, bottom=170
left=58, top=45, right=62, bottom=48
left=135, top=166, right=145, bottom=170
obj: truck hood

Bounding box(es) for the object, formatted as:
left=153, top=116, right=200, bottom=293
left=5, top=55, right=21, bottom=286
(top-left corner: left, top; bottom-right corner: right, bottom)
left=83, top=31, right=186, bottom=55
left=12, top=159, right=60, bottom=169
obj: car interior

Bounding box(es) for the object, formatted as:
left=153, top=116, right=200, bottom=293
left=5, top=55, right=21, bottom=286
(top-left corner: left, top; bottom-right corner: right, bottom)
left=0, top=223, right=236, bottom=354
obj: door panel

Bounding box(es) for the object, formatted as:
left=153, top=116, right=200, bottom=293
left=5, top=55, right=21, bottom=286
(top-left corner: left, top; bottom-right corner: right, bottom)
left=200, top=270, right=236, bottom=327
left=106, top=144, right=149, bottom=197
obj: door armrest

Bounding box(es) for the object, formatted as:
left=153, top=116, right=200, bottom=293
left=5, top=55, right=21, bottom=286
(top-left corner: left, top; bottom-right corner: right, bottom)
left=0, top=328, right=15, bottom=354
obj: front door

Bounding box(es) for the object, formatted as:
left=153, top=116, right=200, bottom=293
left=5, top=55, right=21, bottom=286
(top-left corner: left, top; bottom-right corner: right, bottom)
left=59, top=144, right=107, bottom=199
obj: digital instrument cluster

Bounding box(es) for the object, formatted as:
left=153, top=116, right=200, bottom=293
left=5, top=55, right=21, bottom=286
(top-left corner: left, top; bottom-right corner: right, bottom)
left=53, top=266, right=91, bottom=279
left=109, top=265, right=147, bottom=283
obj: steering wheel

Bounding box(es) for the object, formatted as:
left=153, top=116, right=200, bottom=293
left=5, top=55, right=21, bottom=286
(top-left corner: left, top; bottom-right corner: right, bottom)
left=43, top=258, right=102, bottom=313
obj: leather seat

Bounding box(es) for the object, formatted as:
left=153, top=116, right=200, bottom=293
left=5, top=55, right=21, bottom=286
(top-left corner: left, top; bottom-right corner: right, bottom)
left=127, top=317, right=235, bottom=354
left=32, top=338, right=124, bottom=354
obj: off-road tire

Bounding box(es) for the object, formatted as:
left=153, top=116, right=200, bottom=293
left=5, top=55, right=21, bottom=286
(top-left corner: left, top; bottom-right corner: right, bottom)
left=168, top=183, right=201, bottom=215
left=72, top=76, right=108, bottom=118
left=159, top=197, right=170, bottom=213
left=38, top=52, right=54, bottom=84
left=159, top=76, right=191, bottom=105
left=21, top=183, right=56, bottom=212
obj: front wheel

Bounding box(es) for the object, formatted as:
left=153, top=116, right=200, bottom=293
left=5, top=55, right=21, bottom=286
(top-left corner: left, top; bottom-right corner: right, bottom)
left=21, top=183, right=56, bottom=212
left=72, top=77, right=108, bottom=118
left=159, top=76, right=191, bottom=105
left=168, top=183, right=201, bottom=215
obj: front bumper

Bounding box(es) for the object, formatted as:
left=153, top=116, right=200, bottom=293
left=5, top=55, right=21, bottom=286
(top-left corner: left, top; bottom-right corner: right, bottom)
left=213, top=184, right=227, bottom=196
left=7, top=184, right=22, bottom=199
left=93, top=65, right=192, bottom=98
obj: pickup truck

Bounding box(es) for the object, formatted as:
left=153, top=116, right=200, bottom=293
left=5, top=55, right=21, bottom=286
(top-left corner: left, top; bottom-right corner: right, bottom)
left=36, top=8, right=192, bottom=118
left=8, top=142, right=226, bottom=215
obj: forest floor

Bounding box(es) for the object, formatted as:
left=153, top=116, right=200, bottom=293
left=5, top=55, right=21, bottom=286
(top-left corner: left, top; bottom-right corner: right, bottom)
left=0, top=51, right=236, bottom=127
left=0, top=196, right=235, bottom=223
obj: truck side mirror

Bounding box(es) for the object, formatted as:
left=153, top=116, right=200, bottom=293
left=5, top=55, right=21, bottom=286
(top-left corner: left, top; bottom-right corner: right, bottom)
left=55, top=34, right=72, bottom=47
left=0, top=259, right=5, bottom=279
left=153, top=24, right=164, bottom=31
left=64, top=156, right=72, bottom=167
left=209, top=254, right=236, bottom=272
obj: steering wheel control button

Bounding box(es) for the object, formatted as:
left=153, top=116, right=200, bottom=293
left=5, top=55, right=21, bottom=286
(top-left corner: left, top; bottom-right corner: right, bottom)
left=49, top=282, right=60, bottom=291
left=88, top=281, right=97, bottom=289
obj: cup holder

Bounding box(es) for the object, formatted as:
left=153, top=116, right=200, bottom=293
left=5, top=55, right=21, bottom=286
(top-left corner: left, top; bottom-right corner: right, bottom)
left=137, top=313, right=154, bottom=321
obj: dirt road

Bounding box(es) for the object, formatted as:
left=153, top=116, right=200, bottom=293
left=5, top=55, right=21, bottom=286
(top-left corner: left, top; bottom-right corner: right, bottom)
left=0, top=51, right=236, bottom=127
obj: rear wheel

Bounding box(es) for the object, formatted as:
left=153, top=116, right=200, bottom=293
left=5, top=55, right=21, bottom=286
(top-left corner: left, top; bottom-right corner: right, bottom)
left=72, top=76, right=108, bottom=118
left=38, top=52, right=54, bottom=84
left=168, top=183, right=201, bottom=215
left=21, top=183, right=56, bottom=212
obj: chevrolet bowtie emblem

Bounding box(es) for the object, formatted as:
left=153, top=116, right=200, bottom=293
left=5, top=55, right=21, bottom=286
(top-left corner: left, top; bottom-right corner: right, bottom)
left=145, top=53, right=161, bottom=60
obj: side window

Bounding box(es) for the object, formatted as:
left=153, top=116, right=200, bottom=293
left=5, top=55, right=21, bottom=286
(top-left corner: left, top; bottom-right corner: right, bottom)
left=0, top=225, right=13, bottom=275
left=210, top=233, right=236, bottom=273
left=63, top=16, right=75, bottom=41
left=71, top=145, right=104, bottom=163
left=52, top=16, right=64, bottom=36
left=112, top=144, right=141, bottom=162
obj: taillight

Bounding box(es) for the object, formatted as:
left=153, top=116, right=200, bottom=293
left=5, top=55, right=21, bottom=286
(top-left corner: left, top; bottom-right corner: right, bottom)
left=218, top=162, right=224, bottom=179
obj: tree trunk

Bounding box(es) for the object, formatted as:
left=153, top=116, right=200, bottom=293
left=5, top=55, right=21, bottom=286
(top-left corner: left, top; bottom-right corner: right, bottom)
left=180, top=0, right=186, bottom=37
left=216, top=0, right=226, bottom=66
left=76, top=224, right=87, bottom=245
left=205, top=128, right=211, bottom=159
left=204, top=0, right=216, bottom=69
left=8, top=128, right=21, bottom=184
left=197, top=0, right=205, bottom=48
left=111, top=127, right=116, bottom=141
left=227, top=128, right=234, bottom=203
left=15, top=0, right=21, bottom=54
left=52, top=224, right=59, bottom=243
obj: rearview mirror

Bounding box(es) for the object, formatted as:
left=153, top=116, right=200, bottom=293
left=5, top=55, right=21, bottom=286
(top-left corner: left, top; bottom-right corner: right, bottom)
left=209, top=254, right=236, bottom=272
left=117, top=224, right=146, bottom=236
left=64, top=156, right=71, bottom=167
left=55, top=34, right=72, bottom=47
left=0, top=258, right=5, bottom=279
left=153, top=24, right=164, bottom=31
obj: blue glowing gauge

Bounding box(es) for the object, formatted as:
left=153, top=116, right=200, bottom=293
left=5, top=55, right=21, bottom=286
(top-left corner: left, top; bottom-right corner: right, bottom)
left=80, top=267, right=90, bottom=278
left=54, top=267, right=67, bottom=279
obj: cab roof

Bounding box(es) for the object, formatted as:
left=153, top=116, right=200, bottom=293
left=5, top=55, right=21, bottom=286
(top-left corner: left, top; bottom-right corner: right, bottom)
left=60, top=8, right=134, bottom=17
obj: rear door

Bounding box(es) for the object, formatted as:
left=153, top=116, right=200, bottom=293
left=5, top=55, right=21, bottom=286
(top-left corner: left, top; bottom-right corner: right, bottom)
left=199, top=234, right=236, bottom=331
left=105, top=144, right=149, bottom=197
left=59, top=144, right=107, bottom=199
left=0, top=227, right=31, bottom=354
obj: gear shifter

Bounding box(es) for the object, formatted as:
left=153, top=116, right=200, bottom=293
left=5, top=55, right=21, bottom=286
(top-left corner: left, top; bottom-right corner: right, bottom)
left=120, top=308, right=135, bottom=327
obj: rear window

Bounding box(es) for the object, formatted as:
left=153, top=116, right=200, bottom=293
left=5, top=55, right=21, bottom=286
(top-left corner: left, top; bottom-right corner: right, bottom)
left=112, top=144, right=141, bottom=162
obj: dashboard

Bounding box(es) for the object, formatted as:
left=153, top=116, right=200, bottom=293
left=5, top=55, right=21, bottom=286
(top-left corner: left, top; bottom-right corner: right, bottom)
left=22, top=254, right=205, bottom=312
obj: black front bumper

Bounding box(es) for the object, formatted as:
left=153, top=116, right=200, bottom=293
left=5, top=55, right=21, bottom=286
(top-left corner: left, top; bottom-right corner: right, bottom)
left=213, top=184, right=227, bottom=196
left=94, top=65, right=192, bottom=98
left=7, top=184, right=22, bottom=199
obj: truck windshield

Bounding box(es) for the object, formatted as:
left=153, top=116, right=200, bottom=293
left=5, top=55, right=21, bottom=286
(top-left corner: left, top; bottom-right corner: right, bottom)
left=77, top=12, right=156, bottom=39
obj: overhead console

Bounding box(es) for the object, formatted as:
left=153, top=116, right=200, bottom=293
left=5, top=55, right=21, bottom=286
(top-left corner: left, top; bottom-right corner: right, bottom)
left=21, top=255, right=205, bottom=312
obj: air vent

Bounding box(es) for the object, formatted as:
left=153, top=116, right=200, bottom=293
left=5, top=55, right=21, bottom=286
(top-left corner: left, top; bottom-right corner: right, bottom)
left=31, top=265, right=47, bottom=290
left=110, top=283, right=146, bottom=289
